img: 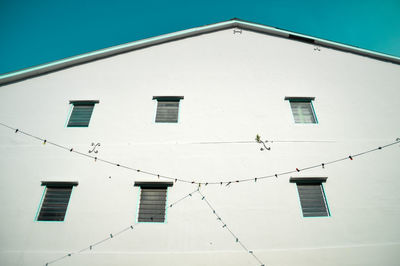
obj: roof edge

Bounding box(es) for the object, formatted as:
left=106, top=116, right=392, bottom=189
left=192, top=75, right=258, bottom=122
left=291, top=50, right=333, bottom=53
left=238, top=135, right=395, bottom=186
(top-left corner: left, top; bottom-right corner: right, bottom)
left=1, top=19, right=399, bottom=86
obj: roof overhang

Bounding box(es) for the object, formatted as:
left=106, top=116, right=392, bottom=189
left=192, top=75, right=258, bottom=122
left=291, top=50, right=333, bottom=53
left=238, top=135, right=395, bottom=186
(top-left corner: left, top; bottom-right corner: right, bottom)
left=1, top=18, right=399, bottom=86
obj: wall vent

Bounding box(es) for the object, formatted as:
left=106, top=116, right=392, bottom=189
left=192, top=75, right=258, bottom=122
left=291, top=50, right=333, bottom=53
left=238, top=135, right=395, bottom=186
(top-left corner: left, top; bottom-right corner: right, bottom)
left=288, top=34, right=315, bottom=44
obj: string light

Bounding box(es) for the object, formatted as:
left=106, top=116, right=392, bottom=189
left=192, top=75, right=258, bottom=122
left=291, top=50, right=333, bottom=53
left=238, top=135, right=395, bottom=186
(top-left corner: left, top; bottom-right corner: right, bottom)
left=1, top=122, right=399, bottom=187
left=167, top=188, right=199, bottom=209
left=197, top=190, right=265, bottom=266
left=44, top=189, right=199, bottom=265
left=4, top=118, right=393, bottom=266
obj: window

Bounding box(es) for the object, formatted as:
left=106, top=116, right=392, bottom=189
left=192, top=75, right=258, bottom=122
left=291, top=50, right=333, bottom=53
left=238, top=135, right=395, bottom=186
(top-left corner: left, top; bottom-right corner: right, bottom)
left=153, top=96, right=184, bottom=123
left=285, top=97, right=317, bottom=124
left=290, top=177, right=330, bottom=217
left=67, top=100, right=99, bottom=127
left=134, top=182, right=173, bottom=223
left=37, top=181, right=78, bottom=221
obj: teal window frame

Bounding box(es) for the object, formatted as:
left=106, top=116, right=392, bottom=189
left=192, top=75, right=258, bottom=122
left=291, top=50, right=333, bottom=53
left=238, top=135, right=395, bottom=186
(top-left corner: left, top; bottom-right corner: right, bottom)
left=35, top=181, right=78, bottom=222
left=290, top=177, right=330, bottom=218
left=153, top=96, right=184, bottom=123
left=67, top=100, right=99, bottom=127
left=285, top=97, right=318, bottom=124
left=134, top=182, right=173, bottom=224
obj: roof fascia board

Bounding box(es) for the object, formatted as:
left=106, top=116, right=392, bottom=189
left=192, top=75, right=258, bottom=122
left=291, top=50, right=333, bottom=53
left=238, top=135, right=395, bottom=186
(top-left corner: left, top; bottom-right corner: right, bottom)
left=0, top=20, right=237, bottom=86
left=313, top=39, right=400, bottom=64
left=236, top=20, right=400, bottom=65
left=1, top=19, right=399, bottom=86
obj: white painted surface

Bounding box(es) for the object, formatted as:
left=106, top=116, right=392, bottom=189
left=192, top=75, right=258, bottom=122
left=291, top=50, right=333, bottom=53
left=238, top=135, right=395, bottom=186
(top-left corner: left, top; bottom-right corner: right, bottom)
left=0, top=29, right=399, bottom=266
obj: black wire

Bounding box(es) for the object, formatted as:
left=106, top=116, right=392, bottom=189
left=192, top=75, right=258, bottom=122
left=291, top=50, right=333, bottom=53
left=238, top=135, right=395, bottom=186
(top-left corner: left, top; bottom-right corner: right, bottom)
left=198, top=190, right=265, bottom=266
left=191, top=140, right=335, bottom=144
left=1, top=122, right=399, bottom=187
left=169, top=189, right=199, bottom=207
left=2, top=120, right=394, bottom=266
left=44, top=189, right=199, bottom=265
left=45, top=254, right=71, bottom=265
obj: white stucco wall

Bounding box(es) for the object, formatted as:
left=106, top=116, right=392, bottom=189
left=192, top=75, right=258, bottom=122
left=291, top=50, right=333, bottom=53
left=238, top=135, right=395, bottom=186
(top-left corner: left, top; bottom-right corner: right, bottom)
left=0, top=28, right=399, bottom=266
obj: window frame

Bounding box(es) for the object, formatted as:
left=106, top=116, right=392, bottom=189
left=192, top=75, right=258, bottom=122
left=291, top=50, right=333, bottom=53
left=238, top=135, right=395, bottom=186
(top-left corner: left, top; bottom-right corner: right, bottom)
left=35, top=181, right=78, bottom=222
left=66, top=100, right=99, bottom=128
left=290, top=177, right=330, bottom=218
left=153, top=96, right=184, bottom=123
left=285, top=97, right=318, bottom=124
left=134, top=181, right=173, bottom=224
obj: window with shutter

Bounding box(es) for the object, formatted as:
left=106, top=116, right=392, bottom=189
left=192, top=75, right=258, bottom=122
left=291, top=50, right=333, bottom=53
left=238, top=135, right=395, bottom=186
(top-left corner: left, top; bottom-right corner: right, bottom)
left=290, top=177, right=330, bottom=217
left=134, top=182, right=173, bottom=223
left=67, top=100, right=99, bottom=127
left=36, top=182, right=78, bottom=221
left=153, top=96, right=184, bottom=123
left=285, top=97, right=317, bottom=124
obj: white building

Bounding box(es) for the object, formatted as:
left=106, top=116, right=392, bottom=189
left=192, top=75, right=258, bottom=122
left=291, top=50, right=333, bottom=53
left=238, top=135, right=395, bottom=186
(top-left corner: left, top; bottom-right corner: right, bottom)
left=0, top=19, right=399, bottom=266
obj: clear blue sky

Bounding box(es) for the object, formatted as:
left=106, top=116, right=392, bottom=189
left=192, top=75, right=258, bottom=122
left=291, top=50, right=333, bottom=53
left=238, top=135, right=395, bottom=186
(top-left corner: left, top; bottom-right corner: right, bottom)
left=1, top=0, right=399, bottom=75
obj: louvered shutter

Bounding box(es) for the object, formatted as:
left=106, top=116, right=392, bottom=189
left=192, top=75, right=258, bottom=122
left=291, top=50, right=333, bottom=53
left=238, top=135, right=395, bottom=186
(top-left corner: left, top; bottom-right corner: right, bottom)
left=155, top=101, right=180, bottom=123
left=138, top=187, right=167, bottom=222
left=67, top=104, right=95, bottom=127
left=290, top=101, right=316, bottom=123
left=297, top=183, right=329, bottom=217
left=37, top=186, right=73, bottom=221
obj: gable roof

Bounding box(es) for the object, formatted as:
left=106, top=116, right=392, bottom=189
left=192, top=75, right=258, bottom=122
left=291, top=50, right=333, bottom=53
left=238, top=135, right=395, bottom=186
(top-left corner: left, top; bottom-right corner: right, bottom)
left=1, top=18, right=399, bottom=86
